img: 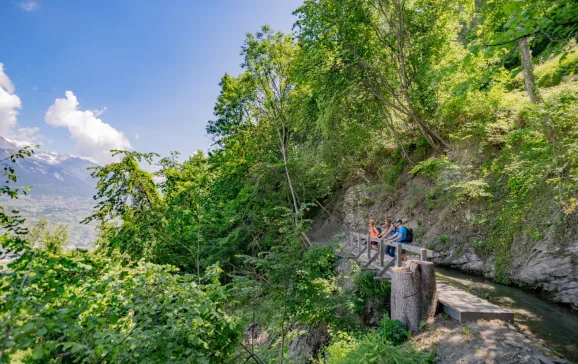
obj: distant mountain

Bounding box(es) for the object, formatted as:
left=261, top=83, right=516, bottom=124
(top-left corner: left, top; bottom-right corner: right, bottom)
left=0, top=136, right=98, bottom=197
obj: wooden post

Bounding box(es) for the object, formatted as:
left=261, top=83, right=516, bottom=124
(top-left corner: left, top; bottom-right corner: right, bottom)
left=396, top=243, right=402, bottom=267
left=379, top=238, right=384, bottom=267
left=357, top=233, right=361, bottom=255
left=391, top=261, right=437, bottom=333
left=420, top=248, right=427, bottom=261
left=367, top=235, right=371, bottom=261
left=346, top=234, right=355, bottom=256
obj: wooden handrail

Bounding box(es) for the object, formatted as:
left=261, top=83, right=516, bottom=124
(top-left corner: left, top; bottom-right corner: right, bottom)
left=351, top=232, right=434, bottom=258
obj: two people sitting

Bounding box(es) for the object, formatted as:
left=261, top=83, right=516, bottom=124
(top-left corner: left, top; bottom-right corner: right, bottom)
left=368, top=218, right=410, bottom=261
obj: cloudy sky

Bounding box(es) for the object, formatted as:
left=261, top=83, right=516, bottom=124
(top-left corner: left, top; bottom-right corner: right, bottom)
left=0, top=0, right=301, bottom=164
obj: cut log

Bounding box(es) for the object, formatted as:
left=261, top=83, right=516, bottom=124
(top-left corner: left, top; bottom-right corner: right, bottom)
left=391, top=264, right=421, bottom=333
left=390, top=261, right=437, bottom=333
left=416, top=261, right=437, bottom=322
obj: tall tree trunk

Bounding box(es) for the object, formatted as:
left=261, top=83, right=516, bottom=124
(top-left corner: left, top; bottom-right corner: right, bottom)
left=394, top=0, right=449, bottom=153
left=519, top=37, right=554, bottom=141
left=278, top=123, right=312, bottom=246
left=196, top=209, right=202, bottom=285
left=278, top=124, right=299, bottom=218
left=518, top=37, right=541, bottom=104
left=384, top=107, right=414, bottom=165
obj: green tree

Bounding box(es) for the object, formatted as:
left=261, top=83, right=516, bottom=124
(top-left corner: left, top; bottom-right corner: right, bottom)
left=295, top=0, right=469, bottom=153
left=28, top=217, right=68, bottom=254
left=83, top=150, right=164, bottom=262
left=474, top=0, right=578, bottom=103
left=0, top=145, right=36, bottom=235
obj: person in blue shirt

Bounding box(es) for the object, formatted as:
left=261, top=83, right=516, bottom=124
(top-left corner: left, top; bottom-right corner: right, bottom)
left=389, top=218, right=409, bottom=261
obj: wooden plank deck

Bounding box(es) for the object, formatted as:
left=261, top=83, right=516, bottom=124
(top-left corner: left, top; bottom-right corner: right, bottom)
left=437, top=283, right=514, bottom=323
left=337, top=236, right=515, bottom=323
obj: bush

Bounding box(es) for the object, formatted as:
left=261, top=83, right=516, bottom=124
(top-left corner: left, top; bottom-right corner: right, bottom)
left=319, top=330, right=433, bottom=364
left=409, top=156, right=454, bottom=180
left=1, top=243, right=241, bottom=363
left=352, top=271, right=391, bottom=300
left=379, top=315, right=410, bottom=345
left=351, top=269, right=392, bottom=326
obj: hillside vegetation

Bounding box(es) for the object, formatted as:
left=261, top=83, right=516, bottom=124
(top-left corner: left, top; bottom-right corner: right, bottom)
left=2, top=0, right=578, bottom=362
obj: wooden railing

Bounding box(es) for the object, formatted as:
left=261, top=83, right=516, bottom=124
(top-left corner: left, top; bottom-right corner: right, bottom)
left=341, top=232, right=435, bottom=280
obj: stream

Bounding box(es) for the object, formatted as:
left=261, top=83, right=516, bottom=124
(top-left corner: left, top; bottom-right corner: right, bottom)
left=436, top=266, right=578, bottom=362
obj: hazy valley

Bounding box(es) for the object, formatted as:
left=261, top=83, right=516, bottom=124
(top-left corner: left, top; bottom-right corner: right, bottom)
left=0, top=136, right=97, bottom=248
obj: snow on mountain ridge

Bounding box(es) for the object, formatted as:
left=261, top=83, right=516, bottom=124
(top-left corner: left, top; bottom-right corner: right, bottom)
left=3, top=137, right=35, bottom=149
left=0, top=136, right=97, bottom=166
left=0, top=136, right=98, bottom=197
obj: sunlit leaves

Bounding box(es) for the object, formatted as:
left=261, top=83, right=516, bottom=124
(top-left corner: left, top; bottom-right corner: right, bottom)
left=1, top=245, right=241, bottom=363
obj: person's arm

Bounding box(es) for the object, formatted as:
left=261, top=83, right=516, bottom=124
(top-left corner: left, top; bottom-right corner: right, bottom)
left=386, top=225, right=394, bottom=236
left=396, top=227, right=407, bottom=243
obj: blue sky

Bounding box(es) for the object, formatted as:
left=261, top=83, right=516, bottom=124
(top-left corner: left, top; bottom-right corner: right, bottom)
left=0, top=0, right=302, bottom=163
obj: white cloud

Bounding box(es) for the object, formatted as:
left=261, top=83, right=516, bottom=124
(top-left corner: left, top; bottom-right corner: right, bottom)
left=93, top=107, right=107, bottom=117
left=0, top=63, right=22, bottom=136
left=134, top=132, right=140, bottom=140
left=0, top=63, right=45, bottom=145
left=13, top=126, right=45, bottom=144
left=17, top=1, right=39, bottom=11
left=45, top=91, right=131, bottom=164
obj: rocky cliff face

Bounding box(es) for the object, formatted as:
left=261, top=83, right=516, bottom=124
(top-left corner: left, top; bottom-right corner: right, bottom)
left=319, top=174, right=578, bottom=310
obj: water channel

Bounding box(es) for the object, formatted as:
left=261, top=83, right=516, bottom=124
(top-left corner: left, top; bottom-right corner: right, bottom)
left=436, top=266, right=578, bottom=362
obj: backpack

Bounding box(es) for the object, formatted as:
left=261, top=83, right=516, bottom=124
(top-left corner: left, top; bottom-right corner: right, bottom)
left=405, top=227, right=414, bottom=243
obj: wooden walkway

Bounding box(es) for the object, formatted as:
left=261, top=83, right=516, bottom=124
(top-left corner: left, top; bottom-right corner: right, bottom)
left=338, top=232, right=514, bottom=323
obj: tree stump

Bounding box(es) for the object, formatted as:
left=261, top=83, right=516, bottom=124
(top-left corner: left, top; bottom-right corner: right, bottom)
left=417, top=261, right=437, bottom=321
left=391, top=261, right=437, bottom=333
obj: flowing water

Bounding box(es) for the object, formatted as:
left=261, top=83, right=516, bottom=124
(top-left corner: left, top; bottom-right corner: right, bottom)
left=436, top=266, right=578, bottom=362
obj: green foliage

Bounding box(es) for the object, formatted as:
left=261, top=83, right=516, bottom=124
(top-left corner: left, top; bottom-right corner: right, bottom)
left=412, top=157, right=492, bottom=206
left=410, top=157, right=453, bottom=180
left=28, top=217, right=68, bottom=254
left=5, top=1, right=578, bottom=361
left=472, top=0, right=578, bottom=64
left=352, top=271, right=391, bottom=301
left=350, top=269, right=391, bottom=325
left=511, top=40, right=578, bottom=89
left=1, top=240, right=241, bottom=363
left=319, top=330, right=433, bottom=364
left=478, top=83, right=578, bottom=282
left=235, top=242, right=357, bottom=327
left=379, top=315, right=410, bottom=346
left=83, top=150, right=166, bottom=265
left=449, top=179, right=493, bottom=205
left=0, top=145, right=36, bottom=235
